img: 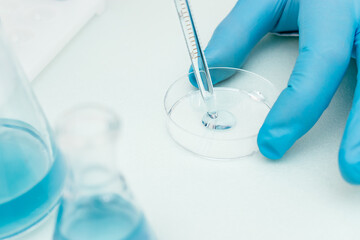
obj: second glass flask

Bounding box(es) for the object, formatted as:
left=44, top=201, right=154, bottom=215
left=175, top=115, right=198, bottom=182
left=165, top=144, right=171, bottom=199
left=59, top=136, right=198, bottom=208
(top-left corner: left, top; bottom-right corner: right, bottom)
left=54, top=105, right=155, bottom=240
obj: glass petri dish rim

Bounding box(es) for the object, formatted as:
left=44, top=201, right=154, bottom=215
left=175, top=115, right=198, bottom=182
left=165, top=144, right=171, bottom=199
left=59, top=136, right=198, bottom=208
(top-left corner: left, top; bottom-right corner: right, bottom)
left=164, top=67, right=278, bottom=141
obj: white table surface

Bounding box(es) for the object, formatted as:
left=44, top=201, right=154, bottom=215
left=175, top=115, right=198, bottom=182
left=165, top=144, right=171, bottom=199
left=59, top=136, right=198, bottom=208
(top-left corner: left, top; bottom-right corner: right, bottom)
left=20, top=0, right=360, bottom=239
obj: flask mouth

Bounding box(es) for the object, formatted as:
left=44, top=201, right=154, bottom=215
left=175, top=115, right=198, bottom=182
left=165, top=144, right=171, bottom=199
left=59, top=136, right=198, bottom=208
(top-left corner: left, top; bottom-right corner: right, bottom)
left=55, top=104, right=120, bottom=150
left=55, top=104, right=122, bottom=195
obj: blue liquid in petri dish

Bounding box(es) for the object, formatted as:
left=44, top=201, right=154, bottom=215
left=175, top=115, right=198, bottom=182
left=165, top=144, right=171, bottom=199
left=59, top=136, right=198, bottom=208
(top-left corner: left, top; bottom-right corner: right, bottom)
left=0, top=119, right=66, bottom=238
left=54, top=194, right=154, bottom=240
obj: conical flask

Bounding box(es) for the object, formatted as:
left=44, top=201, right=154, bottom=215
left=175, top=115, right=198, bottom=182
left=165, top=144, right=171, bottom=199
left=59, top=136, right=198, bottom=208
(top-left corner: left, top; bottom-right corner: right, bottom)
left=53, top=106, right=155, bottom=240
left=0, top=23, right=66, bottom=238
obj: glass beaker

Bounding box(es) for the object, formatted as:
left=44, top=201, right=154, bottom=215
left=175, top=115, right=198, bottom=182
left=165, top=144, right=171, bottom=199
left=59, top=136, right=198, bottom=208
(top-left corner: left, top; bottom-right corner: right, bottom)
left=0, top=23, right=66, bottom=238
left=54, top=105, right=155, bottom=240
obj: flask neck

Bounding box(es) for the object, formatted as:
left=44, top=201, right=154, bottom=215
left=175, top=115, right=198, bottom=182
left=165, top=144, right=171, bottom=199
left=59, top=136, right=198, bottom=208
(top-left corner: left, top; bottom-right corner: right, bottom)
left=64, top=137, right=120, bottom=191
left=55, top=105, right=122, bottom=196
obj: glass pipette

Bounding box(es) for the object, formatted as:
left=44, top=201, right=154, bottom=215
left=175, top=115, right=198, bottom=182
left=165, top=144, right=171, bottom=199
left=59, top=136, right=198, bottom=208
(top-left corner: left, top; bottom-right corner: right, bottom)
left=174, top=0, right=236, bottom=130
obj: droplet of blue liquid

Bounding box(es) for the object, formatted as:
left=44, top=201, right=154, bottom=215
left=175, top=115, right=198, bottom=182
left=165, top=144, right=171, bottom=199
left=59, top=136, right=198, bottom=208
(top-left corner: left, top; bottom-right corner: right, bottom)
left=202, top=110, right=236, bottom=130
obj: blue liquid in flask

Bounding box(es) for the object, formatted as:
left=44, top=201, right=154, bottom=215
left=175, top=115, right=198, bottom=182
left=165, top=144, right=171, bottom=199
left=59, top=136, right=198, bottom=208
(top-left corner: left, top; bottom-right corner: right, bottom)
left=0, top=119, right=66, bottom=238
left=54, top=194, right=153, bottom=240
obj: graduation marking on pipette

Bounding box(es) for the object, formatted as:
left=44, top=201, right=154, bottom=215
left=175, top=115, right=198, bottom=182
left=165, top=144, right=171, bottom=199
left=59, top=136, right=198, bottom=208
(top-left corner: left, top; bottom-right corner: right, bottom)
left=174, top=0, right=236, bottom=130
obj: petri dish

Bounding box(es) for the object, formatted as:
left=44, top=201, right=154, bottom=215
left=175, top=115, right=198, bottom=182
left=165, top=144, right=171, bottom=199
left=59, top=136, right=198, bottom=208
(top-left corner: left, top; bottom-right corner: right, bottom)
left=164, top=67, right=279, bottom=160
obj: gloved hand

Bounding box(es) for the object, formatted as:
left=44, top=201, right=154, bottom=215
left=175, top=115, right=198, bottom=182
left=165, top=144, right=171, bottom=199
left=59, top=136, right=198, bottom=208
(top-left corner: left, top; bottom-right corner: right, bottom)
left=193, top=0, right=360, bottom=184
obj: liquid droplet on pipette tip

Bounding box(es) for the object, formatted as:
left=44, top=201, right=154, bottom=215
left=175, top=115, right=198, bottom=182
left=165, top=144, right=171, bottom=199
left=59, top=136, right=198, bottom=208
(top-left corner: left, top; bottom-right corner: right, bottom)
left=202, top=110, right=236, bottom=130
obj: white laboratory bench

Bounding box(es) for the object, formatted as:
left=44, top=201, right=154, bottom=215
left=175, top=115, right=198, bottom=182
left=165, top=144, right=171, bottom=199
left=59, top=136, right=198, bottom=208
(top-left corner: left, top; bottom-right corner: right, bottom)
left=19, top=0, right=360, bottom=239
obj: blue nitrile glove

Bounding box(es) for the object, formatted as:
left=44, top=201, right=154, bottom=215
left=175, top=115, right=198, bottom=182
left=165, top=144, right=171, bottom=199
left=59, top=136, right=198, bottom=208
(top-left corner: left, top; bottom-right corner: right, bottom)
left=190, top=0, right=360, bottom=184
